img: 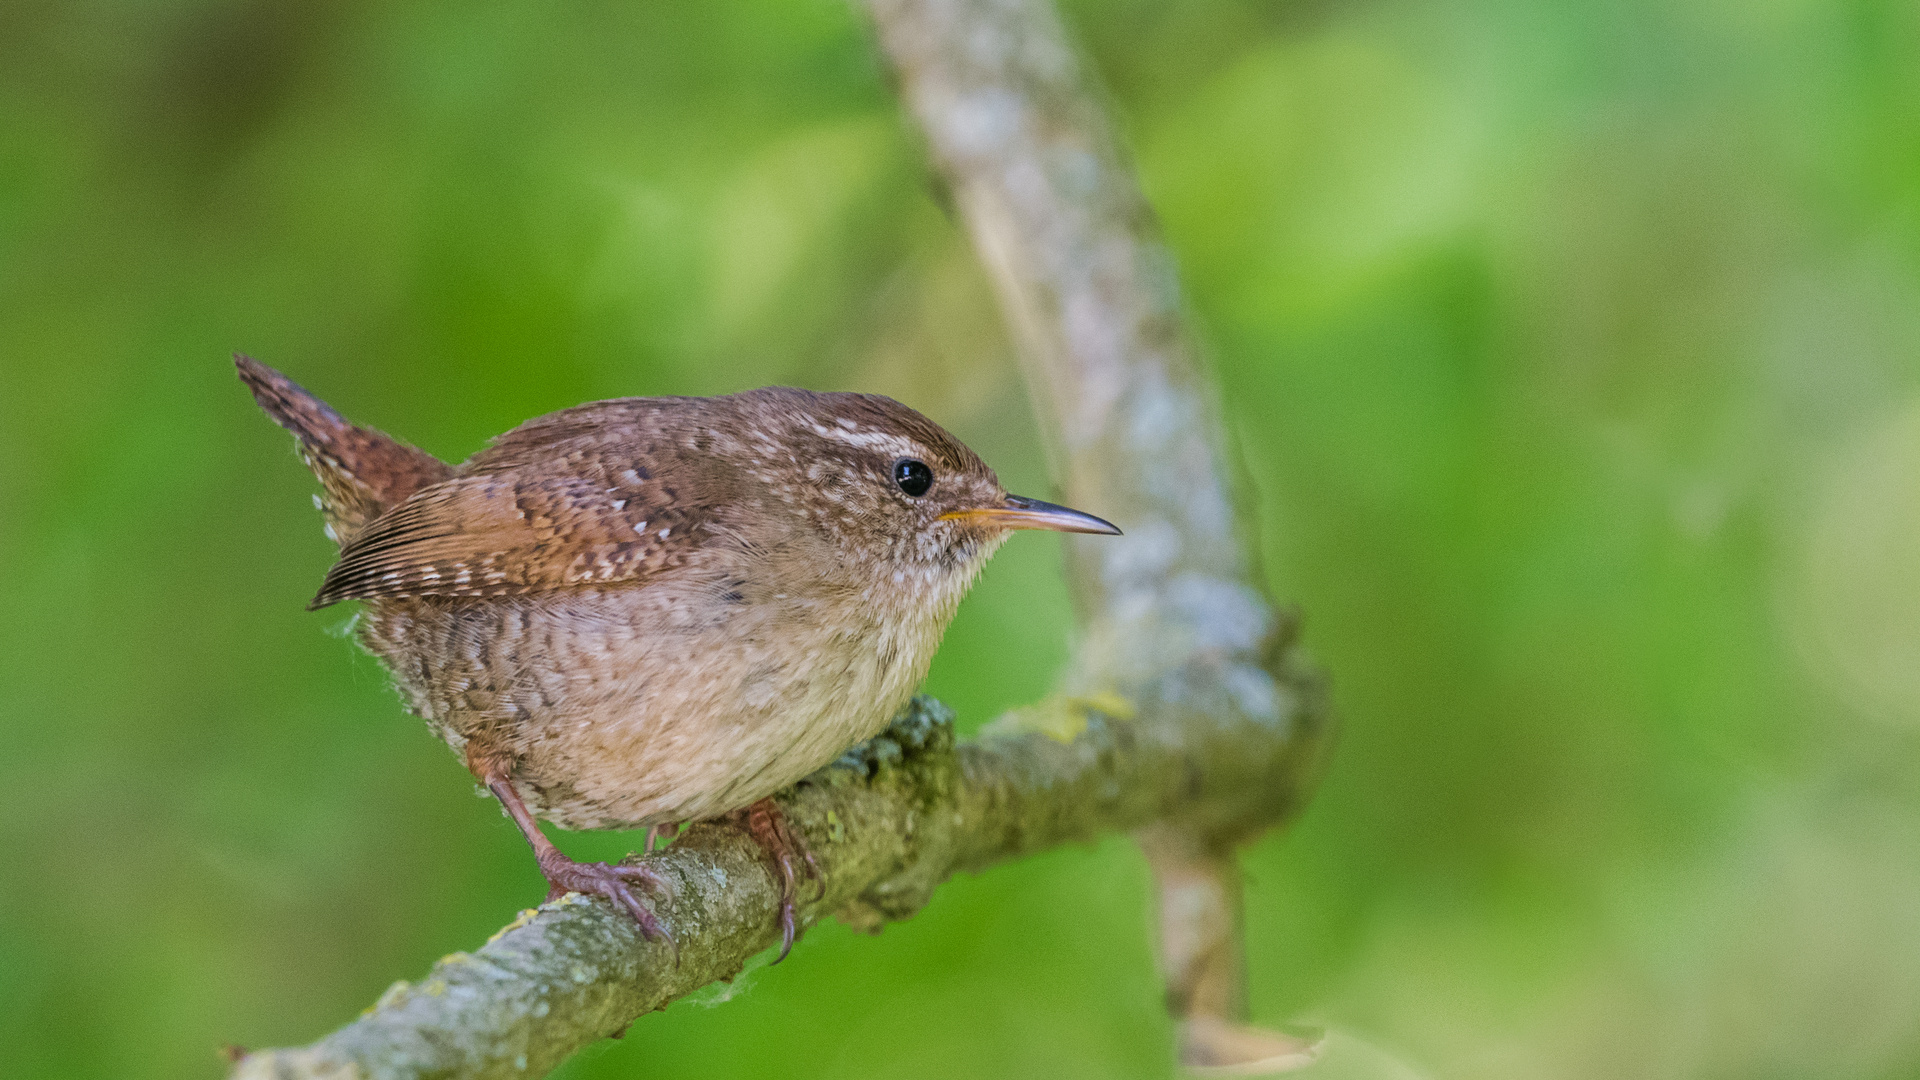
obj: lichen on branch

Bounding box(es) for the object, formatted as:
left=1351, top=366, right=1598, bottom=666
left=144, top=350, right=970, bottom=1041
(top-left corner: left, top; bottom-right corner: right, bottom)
left=233, top=684, right=1323, bottom=1080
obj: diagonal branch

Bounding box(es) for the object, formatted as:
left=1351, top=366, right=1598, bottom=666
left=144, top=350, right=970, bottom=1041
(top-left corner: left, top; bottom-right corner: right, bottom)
left=232, top=0, right=1331, bottom=1076
left=235, top=685, right=1321, bottom=1080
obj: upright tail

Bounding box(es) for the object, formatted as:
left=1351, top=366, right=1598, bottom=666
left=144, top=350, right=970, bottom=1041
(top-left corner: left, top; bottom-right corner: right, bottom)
left=235, top=354, right=454, bottom=548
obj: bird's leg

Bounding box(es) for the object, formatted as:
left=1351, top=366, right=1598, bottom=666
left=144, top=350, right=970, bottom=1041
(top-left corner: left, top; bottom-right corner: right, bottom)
left=644, top=821, right=682, bottom=853
left=736, top=797, right=824, bottom=962
left=469, top=747, right=674, bottom=950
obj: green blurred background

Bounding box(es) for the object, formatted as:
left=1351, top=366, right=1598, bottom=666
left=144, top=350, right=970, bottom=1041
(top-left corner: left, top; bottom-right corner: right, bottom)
left=6, top=0, right=1920, bottom=1077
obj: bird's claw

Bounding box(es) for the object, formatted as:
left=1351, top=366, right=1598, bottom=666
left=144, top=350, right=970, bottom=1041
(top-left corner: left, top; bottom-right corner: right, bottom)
left=740, top=797, right=824, bottom=963
left=538, top=852, right=678, bottom=962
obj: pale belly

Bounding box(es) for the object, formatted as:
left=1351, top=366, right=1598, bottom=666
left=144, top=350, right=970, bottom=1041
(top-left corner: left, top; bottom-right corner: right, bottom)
left=358, top=583, right=944, bottom=830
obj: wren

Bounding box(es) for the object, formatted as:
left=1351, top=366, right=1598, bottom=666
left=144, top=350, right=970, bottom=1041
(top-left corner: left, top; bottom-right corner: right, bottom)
left=237, top=356, right=1119, bottom=957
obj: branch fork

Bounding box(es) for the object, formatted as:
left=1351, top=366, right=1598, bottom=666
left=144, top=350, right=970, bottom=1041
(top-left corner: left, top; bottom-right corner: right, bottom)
left=232, top=0, right=1332, bottom=1075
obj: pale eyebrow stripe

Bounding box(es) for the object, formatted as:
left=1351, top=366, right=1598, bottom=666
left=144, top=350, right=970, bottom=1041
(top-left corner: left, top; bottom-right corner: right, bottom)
left=805, top=422, right=923, bottom=459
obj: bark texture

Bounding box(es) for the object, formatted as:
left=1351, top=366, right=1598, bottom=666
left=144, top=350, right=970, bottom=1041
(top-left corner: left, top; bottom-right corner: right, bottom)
left=235, top=685, right=1322, bottom=1079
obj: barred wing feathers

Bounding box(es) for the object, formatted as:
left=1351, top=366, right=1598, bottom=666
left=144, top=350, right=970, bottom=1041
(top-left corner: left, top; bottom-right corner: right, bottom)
left=310, top=469, right=702, bottom=608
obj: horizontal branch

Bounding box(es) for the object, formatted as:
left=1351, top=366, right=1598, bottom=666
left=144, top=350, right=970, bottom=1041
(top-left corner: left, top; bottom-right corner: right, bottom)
left=234, top=677, right=1324, bottom=1080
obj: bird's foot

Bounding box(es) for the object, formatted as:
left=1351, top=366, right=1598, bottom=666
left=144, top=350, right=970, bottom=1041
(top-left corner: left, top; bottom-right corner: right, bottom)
left=739, top=797, right=823, bottom=963
left=538, top=849, right=675, bottom=952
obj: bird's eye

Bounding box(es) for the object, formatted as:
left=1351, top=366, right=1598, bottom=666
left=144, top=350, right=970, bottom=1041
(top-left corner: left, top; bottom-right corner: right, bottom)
left=894, top=458, right=933, bottom=497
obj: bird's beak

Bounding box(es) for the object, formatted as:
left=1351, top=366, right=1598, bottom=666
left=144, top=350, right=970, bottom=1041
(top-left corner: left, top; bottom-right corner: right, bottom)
left=939, top=494, right=1123, bottom=535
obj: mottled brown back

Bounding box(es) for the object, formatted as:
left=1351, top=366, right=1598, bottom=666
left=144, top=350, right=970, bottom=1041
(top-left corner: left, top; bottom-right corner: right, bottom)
left=308, top=388, right=986, bottom=610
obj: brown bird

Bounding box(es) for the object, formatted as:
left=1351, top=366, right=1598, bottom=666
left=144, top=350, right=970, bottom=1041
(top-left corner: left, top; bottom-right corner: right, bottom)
left=236, top=355, right=1119, bottom=957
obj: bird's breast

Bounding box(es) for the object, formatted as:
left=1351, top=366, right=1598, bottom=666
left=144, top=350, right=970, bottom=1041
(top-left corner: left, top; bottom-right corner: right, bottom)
left=360, top=571, right=953, bottom=829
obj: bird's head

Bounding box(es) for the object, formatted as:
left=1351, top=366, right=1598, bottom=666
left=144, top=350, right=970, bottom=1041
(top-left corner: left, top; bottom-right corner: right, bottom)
left=733, top=389, right=1120, bottom=583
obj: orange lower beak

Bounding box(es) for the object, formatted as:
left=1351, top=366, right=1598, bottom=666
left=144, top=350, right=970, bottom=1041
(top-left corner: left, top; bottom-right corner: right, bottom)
left=939, top=495, right=1122, bottom=535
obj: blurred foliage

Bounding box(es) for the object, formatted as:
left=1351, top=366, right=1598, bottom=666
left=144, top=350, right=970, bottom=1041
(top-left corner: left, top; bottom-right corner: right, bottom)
left=5, top=0, right=1920, bottom=1077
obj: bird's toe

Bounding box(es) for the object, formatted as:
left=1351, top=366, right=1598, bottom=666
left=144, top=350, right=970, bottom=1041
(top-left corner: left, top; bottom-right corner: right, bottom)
left=539, top=855, right=677, bottom=957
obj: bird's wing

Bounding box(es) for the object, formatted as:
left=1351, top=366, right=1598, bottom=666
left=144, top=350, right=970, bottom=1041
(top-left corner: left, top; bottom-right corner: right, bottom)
left=309, top=464, right=705, bottom=609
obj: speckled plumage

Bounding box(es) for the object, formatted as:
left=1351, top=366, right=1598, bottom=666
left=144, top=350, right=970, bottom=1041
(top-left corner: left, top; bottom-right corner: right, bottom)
left=238, top=358, right=1109, bottom=830
left=239, top=356, right=1119, bottom=946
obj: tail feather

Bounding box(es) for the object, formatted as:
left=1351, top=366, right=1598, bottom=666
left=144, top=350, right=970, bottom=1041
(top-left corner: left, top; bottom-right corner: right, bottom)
left=235, top=354, right=453, bottom=547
